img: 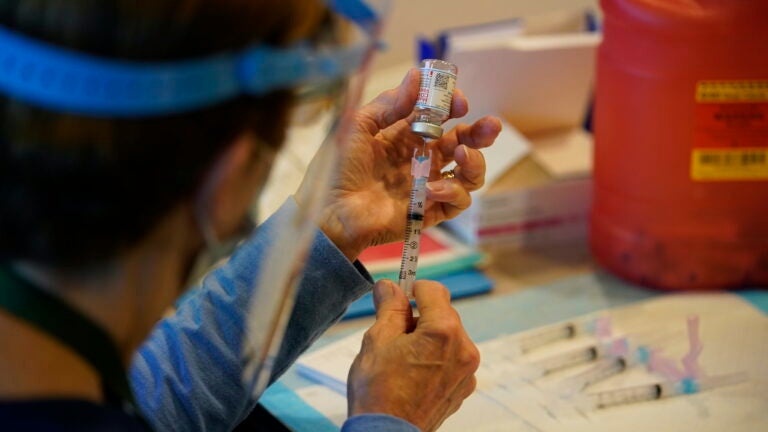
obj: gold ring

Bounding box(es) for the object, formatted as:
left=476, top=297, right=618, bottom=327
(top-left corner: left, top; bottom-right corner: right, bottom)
left=441, top=169, right=456, bottom=180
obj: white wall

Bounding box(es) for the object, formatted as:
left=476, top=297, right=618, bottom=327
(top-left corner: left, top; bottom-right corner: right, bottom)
left=374, top=0, right=599, bottom=68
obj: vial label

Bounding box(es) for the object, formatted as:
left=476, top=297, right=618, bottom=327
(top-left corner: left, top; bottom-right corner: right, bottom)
left=415, top=67, right=456, bottom=115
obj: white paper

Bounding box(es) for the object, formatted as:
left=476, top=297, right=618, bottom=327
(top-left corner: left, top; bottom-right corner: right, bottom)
left=295, top=385, right=349, bottom=427
left=293, top=294, right=768, bottom=431
left=295, top=329, right=366, bottom=396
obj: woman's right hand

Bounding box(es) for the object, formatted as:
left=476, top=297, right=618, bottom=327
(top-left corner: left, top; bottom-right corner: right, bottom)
left=347, top=280, right=480, bottom=431
left=297, top=69, right=501, bottom=262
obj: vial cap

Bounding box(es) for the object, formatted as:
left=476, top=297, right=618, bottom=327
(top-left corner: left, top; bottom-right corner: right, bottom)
left=411, top=122, right=443, bottom=139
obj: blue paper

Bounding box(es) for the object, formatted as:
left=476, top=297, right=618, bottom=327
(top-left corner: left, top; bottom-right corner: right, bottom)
left=343, top=270, right=493, bottom=319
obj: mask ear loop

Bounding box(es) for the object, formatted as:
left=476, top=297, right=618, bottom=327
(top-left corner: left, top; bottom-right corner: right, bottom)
left=185, top=147, right=234, bottom=287
left=195, top=206, right=222, bottom=255
left=191, top=135, right=255, bottom=255
left=182, top=196, right=217, bottom=288
left=189, top=136, right=269, bottom=286
left=194, top=161, right=224, bottom=245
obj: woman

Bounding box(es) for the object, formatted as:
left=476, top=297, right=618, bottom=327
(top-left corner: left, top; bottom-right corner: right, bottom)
left=0, top=0, right=501, bottom=430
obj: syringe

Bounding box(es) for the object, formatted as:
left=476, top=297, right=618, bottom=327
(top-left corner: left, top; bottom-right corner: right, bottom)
left=398, top=144, right=432, bottom=298
left=558, top=356, right=631, bottom=397
left=527, top=337, right=627, bottom=379
left=559, top=315, right=706, bottom=398
left=505, top=337, right=627, bottom=383
left=557, top=340, right=647, bottom=397
left=579, top=372, right=747, bottom=410
left=513, top=316, right=612, bottom=355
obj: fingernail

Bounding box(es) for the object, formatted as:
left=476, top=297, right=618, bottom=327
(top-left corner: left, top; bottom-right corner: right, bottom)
left=461, top=144, right=470, bottom=160
left=373, top=280, right=395, bottom=306
left=426, top=181, right=445, bottom=193
left=405, top=68, right=419, bottom=84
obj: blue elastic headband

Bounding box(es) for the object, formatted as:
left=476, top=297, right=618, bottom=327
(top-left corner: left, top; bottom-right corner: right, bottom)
left=0, top=0, right=379, bottom=118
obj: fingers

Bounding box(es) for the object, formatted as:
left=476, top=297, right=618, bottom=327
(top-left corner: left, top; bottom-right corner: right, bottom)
left=448, top=375, right=478, bottom=417
left=423, top=116, right=499, bottom=218
left=354, top=69, right=470, bottom=138
left=412, top=280, right=456, bottom=322
left=412, top=280, right=480, bottom=413
left=411, top=281, right=479, bottom=369
left=424, top=142, right=484, bottom=218
left=355, top=68, right=420, bottom=136
left=459, top=375, right=478, bottom=400
left=435, top=116, right=502, bottom=161
left=452, top=143, right=486, bottom=191
left=411, top=280, right=469, bottom=357
left=425, top=177, right=472, bottom=215
left=370, top=279, right=414, bottom=339
left=449, top=87, right=469, bottom=120
left=352, top=278, right=479, bottom=431
left=431, top=142, right=486, bottom=189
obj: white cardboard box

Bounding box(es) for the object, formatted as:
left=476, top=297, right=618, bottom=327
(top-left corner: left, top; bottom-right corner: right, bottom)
left=442, top=148, right=592, bottom=247
left=440, top=22, right=598, bottom=246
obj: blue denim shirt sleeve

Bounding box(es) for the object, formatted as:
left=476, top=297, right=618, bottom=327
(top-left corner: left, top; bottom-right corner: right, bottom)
left=342, top=414, right=421, bottom=432
left=129, top=198, right=373, bottom=431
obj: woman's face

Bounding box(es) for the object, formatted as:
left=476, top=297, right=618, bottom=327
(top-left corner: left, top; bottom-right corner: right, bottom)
left=133, top=133, right=279, bottom=348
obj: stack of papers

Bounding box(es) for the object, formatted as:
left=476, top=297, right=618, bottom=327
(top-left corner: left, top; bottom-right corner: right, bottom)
left=348, top=228, right=493, bottom=319
left=358, top=228, right=483, bottom=281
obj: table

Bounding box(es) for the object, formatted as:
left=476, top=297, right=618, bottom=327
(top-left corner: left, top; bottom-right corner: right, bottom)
left=332, top=240, right=595, bottom=334
left=258, top=241, right=768, bottom=431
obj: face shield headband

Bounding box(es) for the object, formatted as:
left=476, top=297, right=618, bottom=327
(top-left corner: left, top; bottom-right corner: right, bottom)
left=0, top=0, right=382, bottom=117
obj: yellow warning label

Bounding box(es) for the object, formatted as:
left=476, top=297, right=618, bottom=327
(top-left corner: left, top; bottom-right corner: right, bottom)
left=691, top=148, right=768, bottom=180
left=696, top=81, right=768, bottom=103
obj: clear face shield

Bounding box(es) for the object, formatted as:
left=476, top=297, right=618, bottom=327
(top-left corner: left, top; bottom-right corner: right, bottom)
left=0, top=0, right=390, bottom=398
left=241, top=0, right=392, bottom=396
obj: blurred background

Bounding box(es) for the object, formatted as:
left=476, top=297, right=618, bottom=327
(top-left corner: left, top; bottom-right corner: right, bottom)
left=374, top=0, right=598, bottom=68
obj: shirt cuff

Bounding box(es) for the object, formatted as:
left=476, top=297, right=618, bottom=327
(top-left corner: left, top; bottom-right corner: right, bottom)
left=342, top=414, right=421, bottom=432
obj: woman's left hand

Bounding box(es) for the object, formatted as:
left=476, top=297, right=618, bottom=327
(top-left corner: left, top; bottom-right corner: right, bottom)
left=297, top=68, right=502, bottom=261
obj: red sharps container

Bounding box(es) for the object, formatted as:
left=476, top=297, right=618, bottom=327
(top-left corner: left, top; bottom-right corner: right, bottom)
left=592, top=0, right=768, bottom=289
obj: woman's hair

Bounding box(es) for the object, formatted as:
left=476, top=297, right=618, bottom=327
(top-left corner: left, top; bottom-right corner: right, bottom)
left=0, top=0, right=328, bottom=268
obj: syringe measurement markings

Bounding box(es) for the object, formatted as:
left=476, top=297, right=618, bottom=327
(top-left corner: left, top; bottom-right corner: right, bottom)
left=587, top=373, right=748, bottom=410
left=398, top=205, right=423, bottom=279
left=594, top=384, right=662, bottom=409
left=398, top=166, right=428, bottom=297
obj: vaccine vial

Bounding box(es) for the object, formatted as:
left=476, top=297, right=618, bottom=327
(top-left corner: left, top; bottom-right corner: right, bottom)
left=411, top=59, right=458, bottom=140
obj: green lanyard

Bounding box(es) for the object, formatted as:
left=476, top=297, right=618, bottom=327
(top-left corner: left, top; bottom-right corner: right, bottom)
left=0, top=265, right=152, bottom=430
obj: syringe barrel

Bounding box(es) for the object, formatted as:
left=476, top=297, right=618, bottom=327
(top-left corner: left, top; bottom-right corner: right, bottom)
left=398, top=175, right=428, bottom=297
left=592, top=383, right=662, bottom=409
